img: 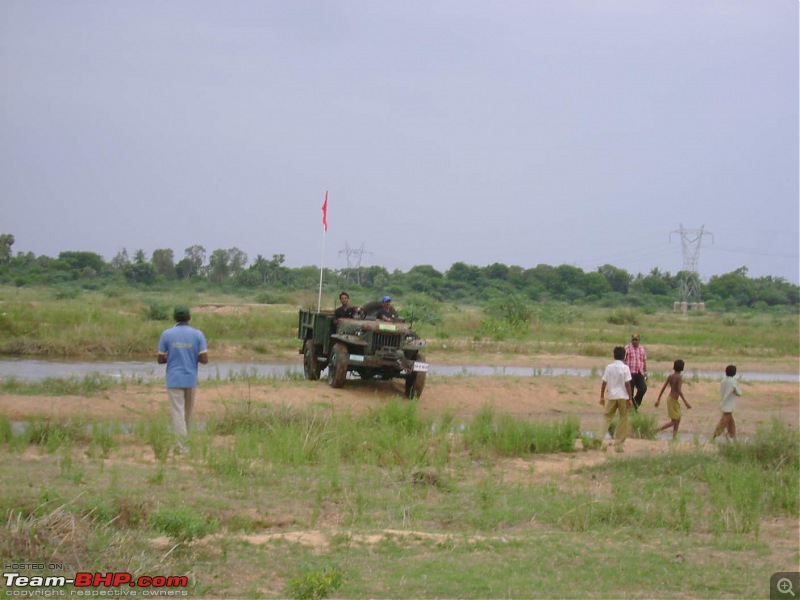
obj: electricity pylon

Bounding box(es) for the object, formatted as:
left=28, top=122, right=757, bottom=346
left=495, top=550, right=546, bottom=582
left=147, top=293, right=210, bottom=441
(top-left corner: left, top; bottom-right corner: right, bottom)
left=669, top=224, right=714, bottom=303
left=338, top=242, right=372, bottom=285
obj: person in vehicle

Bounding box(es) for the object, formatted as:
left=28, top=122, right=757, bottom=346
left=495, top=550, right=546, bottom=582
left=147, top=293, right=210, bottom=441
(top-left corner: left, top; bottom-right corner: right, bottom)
left=334, top=291, right=359, bottom=321
left=376, top=295, right=398, bottom=321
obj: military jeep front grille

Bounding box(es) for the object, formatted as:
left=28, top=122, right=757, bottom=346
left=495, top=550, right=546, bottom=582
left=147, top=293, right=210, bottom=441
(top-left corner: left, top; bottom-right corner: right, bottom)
left=373, top=333, right=402, bottom=351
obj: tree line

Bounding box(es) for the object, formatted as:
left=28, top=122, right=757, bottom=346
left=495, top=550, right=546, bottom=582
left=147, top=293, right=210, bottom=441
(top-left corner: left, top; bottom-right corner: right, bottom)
left=0, top=235, right=796, bottom=310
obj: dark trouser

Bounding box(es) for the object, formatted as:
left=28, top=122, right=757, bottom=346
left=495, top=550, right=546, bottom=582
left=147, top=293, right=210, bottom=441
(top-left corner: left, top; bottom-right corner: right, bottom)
left=631, top=372, right=647, bottom=410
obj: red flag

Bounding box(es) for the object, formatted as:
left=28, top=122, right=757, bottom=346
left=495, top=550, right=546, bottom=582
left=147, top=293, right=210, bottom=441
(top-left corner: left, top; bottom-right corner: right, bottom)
left=321, top=191, right=328, bottom=232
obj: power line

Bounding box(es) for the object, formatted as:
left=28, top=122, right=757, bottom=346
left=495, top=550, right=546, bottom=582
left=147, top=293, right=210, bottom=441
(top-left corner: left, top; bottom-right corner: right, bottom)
left=705, top=245, right=798, bottom=259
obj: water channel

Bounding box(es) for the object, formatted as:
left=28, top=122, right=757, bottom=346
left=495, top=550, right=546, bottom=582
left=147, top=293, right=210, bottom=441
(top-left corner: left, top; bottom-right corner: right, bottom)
left=0, top=358, right=796, bottom=383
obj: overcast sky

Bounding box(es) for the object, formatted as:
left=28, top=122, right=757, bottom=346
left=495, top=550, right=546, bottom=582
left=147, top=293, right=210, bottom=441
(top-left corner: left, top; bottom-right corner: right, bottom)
left=1, top=1, right=797, bottom=283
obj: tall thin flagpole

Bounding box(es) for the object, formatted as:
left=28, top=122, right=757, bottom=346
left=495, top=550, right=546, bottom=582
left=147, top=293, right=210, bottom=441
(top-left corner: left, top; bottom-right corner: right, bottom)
left=317, top=235, right=325, bottom=311
left=317, top=191, right=328, bottom=311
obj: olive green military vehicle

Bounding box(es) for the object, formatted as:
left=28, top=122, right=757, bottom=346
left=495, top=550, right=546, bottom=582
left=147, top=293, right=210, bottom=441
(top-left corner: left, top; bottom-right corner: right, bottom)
left=297, top=302, right=428, bottom=398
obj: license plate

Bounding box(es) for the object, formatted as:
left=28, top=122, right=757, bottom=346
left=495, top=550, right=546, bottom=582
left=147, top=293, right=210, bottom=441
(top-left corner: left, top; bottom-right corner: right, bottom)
left=348, top=354, right=364, bottom=363
left=413, top=362, right=428, bottom=372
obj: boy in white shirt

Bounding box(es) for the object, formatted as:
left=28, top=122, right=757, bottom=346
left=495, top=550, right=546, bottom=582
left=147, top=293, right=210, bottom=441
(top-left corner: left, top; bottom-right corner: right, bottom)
left=712, top=365, right=742, bottom=441
left=600, top=346, right=633, bottom=452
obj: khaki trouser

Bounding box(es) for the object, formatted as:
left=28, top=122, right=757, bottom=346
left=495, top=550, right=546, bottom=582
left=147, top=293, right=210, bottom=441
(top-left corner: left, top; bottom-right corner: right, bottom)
left=604, top=398, right=629, bottom=446
left=713, top=412, right=736, bottom=439
left=168, top=387, right=196, bottom=437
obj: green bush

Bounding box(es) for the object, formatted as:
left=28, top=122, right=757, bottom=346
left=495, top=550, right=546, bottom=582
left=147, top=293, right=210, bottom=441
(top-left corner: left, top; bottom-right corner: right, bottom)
left=400, top=293, right=443, bottom=326
left=145, top=300, right=171, bottom=321
left=148, top=507, right=217, bottom=542
left=535, top=302, right=580, bottom=324
left=606, top=308, right=638, bottom=325
left=52, top=286, right=81, bottom=300
left=254, top=291, right=291, bottom=304
left=484, top=294, right=533, bottom=326
left=285, top=566, right=344, bottom=600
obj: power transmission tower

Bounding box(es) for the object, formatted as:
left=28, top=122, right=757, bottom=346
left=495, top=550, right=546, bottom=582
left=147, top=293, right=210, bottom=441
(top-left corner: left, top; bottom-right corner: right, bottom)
left=338, top=242, right=372, bottom=285
left=669, top=224, right=714, bottom=303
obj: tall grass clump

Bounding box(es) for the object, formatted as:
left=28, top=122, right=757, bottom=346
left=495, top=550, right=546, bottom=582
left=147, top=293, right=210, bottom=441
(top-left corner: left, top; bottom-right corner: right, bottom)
left=254, top=291, right=293, bottom=305
left=700, top=420, right=799, bottom=536
left=494, top=414, right=579, bottom=455
left=285, top=565, right=344, bottom=600
left=360, top=399, right=429, bottom=437
left=0, top=414, right=13, bottom=444
left=258, top=414, right=333, bottom=467
left=210, top=402, right=313, bottom=435
left=0, top=373, right=120, bottom=396
left=717, top=418, right=799, bottom=471
left=207, top=403, right=337, bottom=470
left=22, top=419, right=90, bottom=451
left=206, top=445, right=257, bottom=479
left=206, top=400, right=583, bottom=482
left=715, top=418, right=799, bottom=515
left=350, top=400, right=440, bottom=470
left=209, top=400, right=446, bottom=471
left=2, top=502, right=92, bottom=565
left=201, top=308, right=297, bottom=345
left=133, top=419, right=173, bottom=463
left=87, top=422, right=119, bottom=459
left=148, top=507, right=218, bottom=542
left=705, top=463, right=764, bottom=536
left=463, top=405, right=579, bottom=456
left=629, top=411, right=658, bottom=439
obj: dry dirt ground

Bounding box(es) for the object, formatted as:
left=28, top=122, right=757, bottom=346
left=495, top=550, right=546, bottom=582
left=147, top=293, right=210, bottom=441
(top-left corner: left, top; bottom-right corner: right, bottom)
left=1, top=369, right=797, bottom=452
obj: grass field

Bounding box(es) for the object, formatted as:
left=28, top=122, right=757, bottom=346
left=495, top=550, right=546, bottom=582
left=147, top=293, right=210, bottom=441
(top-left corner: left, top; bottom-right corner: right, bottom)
left=0, top=286, right=797, bottom=598
left=0, top=377, right=798, bottom=599
left=0, top=286, right=797, bottom=368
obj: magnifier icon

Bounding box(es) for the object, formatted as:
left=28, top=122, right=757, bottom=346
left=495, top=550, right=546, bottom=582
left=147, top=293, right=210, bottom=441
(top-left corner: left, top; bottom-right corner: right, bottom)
left=778, top=578, right=796, bottom=597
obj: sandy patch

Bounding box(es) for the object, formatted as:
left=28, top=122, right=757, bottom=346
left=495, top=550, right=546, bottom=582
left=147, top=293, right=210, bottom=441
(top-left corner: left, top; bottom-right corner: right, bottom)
left=1, top=376, right=796, bottom=443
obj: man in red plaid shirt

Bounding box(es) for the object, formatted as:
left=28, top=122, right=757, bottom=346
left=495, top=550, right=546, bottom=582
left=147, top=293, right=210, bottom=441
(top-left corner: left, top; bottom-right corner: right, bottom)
left=624, top=333, right=648, bottom=410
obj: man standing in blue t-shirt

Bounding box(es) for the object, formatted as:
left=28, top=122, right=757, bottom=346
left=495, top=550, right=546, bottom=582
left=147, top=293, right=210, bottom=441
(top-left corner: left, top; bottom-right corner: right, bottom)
left=157, top=305, right=208, bottom=452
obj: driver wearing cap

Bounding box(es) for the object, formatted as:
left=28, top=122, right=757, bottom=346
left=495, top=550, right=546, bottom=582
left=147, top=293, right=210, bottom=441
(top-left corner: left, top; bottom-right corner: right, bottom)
left=376, top=295, right=398, bottom=321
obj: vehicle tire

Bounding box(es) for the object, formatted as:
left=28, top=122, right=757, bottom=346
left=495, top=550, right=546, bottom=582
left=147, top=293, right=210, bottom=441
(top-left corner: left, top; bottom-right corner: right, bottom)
left=405, top=353, right=426, bottom=399
left=303, top=339, right=321, bottom=381
left=327, top=342, right=349, bottom=388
